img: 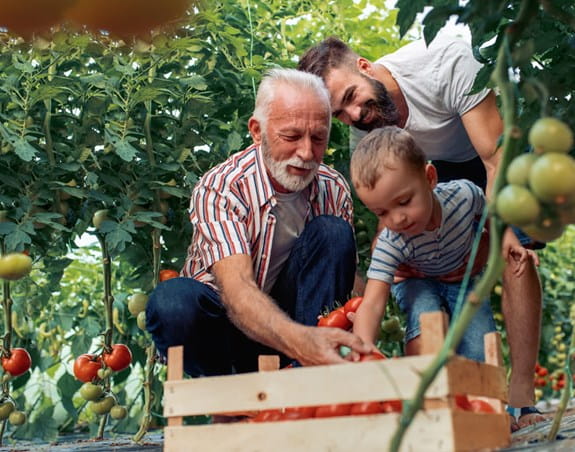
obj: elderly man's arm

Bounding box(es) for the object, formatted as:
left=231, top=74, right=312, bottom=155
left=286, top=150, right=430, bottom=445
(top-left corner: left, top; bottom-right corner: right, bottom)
left=212, top=254, right=371, bottom=366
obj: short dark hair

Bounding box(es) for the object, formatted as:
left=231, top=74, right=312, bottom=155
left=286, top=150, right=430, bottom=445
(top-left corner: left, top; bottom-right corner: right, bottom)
left=350, top=127, right=427, bottom=190
left=297, top=37, right=359, bottom=80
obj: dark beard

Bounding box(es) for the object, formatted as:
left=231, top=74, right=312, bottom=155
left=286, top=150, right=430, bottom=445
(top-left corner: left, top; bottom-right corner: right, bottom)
left=352, top=76, right=399, bottom=131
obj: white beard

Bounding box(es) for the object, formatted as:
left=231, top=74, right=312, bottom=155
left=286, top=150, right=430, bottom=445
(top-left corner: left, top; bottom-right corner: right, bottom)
left=261, top=135, right=319, bottom=192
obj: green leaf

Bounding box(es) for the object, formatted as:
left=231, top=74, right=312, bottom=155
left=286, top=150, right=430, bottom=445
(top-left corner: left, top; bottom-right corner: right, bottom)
left=226, top=131, right=243, bottom=152
left=4, top=229, right=32, bottom=251
left=114, top=141, right=139, bottom=162
left=57, top=372, right=83, bottom=418
left=14, top=400, right=59, bottom=441
left=395, top=0, right=426, bottom=37
left=13, top=138, right=38, bottom=161
left=71, top=333, right=93, bottom=358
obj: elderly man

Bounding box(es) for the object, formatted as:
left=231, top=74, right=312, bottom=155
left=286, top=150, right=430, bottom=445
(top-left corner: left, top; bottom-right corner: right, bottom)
left=298, top=36, right=543, bottom=430
left=146, top=68, right=370, bottom=377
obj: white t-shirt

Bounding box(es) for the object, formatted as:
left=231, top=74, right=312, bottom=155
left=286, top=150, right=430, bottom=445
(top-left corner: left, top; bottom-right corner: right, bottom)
left=351, top=37, right=490, bottom=162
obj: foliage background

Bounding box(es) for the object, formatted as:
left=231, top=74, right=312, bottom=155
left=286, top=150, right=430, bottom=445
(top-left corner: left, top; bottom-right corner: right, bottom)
left=0, top=0, right=573, bottom=442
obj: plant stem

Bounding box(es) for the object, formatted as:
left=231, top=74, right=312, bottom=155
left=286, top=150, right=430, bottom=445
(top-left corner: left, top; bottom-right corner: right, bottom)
left=547, top=305, right=575, bottom=440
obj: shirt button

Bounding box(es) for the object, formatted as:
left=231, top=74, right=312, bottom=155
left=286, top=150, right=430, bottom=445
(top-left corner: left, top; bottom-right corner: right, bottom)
left=262, top=254, right=267, bottom=259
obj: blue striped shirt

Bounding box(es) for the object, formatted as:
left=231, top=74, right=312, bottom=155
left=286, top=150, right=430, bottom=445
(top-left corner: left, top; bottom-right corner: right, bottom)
left=182, top=144, right=354, bottom=291
left=367, top=180, right=485, bottom=284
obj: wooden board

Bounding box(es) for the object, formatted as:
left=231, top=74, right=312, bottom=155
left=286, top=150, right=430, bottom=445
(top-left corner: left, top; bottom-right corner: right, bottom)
left=164, top=409, right=510, bottom=452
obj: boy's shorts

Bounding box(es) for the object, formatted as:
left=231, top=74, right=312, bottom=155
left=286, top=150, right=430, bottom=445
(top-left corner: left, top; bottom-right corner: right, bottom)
left=390, top=277, right=496, bottom=362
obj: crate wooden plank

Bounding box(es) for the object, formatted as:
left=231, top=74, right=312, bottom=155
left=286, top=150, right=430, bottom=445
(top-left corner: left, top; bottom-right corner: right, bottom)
left=165, top=409, right=461, bottom=452
left=164, top=355, right=451, bottom=417
left=166, top=346, right=184, bottom=427
left=446, top=356, right=507, bottom=402
left=452, top=411, right=511, bottom=451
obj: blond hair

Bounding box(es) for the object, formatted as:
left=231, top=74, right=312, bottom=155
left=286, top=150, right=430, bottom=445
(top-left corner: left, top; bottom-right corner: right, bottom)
left=350, top=126, right=426, bottom=190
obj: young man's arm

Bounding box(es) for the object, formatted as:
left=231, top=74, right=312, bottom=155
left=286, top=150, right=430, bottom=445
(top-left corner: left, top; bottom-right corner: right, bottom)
left=352, top=278, right=391, bottom=346
left=212, top=254, right=371, bottom=366
left=461, top=91, right=504, bottom=198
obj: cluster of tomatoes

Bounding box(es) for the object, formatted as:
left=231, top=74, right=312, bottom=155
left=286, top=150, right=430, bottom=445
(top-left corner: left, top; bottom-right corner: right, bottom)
left=496, top=117, right=575, bottom=243
left=0, top=348, right=32, bottom=425
left=73, top=344, right=132, bottom=418
left=317, top=296, right=362, bottom=329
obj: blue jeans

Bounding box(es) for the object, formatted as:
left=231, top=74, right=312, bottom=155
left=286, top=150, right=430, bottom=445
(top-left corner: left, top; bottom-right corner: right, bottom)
left=146, top=215, right=356, bottom=376
left=391, top=277, right=496, bottom=361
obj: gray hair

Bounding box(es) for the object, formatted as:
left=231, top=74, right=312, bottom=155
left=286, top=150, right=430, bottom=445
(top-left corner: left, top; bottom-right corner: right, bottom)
left=253, top=68, right=331, bottom=129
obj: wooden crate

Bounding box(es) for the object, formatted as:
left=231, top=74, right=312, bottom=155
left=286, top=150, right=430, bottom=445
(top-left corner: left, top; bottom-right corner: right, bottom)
left=163, top=312, right=511, bottom=451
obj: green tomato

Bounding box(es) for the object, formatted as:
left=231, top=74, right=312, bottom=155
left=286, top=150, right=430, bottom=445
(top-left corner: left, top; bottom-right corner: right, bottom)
left=97, top=367, right=112, bottom=379
left=92, top=209, right=110, bottom=230
left=110, top=405, right=128, bottom=420
left=8, top=410, right=26, bottom=426
left=381, top=316, right=401, bottom=334
left=80, top=382, right=104, bottom=401
left=0, top=400, right=15, bottom=420
left=528, top=117, right=574, bottom=154
left=0, top=253, right=32, bottom=281
left=128, top=293, right=148, bottom=316
left=137, top=311, right=147, bottom=331
left=506, top=153, right=539, bottom=186
left=522, top=218, right=565, bottom=243
left=495, top=185, right=541, bottom=226
left=90, top=396, right=116, bottom=415
left=529, top=153, right=575, bottom=204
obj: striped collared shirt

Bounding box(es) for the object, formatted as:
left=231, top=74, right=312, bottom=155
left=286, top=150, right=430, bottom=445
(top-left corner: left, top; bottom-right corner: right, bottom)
left=182, top=144, right=354, bottom=291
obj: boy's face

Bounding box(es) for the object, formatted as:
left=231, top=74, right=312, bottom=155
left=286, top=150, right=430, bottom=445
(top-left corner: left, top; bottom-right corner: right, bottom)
left=355, top=159, right=440, bottom=236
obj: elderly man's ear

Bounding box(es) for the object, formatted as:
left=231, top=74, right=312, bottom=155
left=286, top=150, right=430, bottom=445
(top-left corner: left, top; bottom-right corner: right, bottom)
left=248, top=117, right=262, bottom=145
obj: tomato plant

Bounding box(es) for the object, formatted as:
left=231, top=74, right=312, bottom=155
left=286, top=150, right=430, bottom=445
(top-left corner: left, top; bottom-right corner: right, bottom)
left=73, top=354, right=103, bottom=383
left=1, top=348, right=32, bottom=376
left=102, top=344, right=132, bottom=372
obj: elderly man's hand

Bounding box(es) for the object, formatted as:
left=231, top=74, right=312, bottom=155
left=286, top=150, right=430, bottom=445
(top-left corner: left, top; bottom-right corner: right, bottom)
left=288, top=325, right=372, bottom=366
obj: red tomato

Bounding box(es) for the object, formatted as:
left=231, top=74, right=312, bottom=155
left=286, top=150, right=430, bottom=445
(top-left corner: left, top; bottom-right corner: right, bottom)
left=469, top=399, right=496, bottom=413
left=73, top=354, right=103, bottom=383
left=283, top=406, right=316, bottom=420
left=536, top=367, right=549, bottom=377
left=454, top=394, right=472, bottom=411
left=535, top=378, right=547, bottom=387
left=344, top=296, right=363, bottom=314
left=350, top=401, right=385, bottom=416
left=317, top=309, right=351, bottom=330
left=382, top=400, right=402, bottom=413
left=102, top=344, right=132, bottom=372
left=314, top=403, right=352, bottom=418
left=159, top=269, right=180, bottom=282
left=359, top=351, right=387, bottom=361
left=1, top=348, right=31, bottom=377
left=252, top=409, right=283, bottom=422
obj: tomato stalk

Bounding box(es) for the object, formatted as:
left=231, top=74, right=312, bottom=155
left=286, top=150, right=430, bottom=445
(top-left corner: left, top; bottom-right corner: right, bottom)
left=547, top=304, right=575, bottom=440
left=389, top=1, right=537, bottom=450
left=133, top=227, right=161, bottom=443
left=96, top=234, right=114, bottom=440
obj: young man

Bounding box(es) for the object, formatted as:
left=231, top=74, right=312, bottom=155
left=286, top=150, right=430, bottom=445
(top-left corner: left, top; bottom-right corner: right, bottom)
left=146, top=68, right=370, bottom=377
left=298, top=36, right=543, bottom=429
left=351, top=127, right=529, bottom=361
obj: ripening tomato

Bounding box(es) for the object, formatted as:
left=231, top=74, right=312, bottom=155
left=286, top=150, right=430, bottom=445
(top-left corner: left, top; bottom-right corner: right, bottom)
left=102, top=344, right=132, bottom=372
left=159, top=269, right=180, bottom=282
left=314, top=403, right=352, bottom=418
left=73, top=354, right=103, bottom=383
left=252, top=409, right=283, bottom=423
left=281, top=405, right=316, bottom=421
left=350, top=401, right=385, bottom=416
left=537, top=367, right=549, bottom=377
left=317, top=309, right=351, bottom=330
left=469, top=399, right=496, bottom=414
left=1, top=348, right=31, bottom=377
left=344, top=296, right=363, bottom=314
left=359, top=351, right=386, bottom=361
left=381, top=400, right=402, bottom=413
left=454, top=394, right=472, bottom=411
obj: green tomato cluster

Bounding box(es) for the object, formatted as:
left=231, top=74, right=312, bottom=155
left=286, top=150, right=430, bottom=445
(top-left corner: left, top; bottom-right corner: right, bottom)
left=496, top=117, right=575, bottom=242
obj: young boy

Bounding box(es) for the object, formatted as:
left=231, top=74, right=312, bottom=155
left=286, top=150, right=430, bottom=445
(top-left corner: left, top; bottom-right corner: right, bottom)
left=350, top=126, right=528, bottom=361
